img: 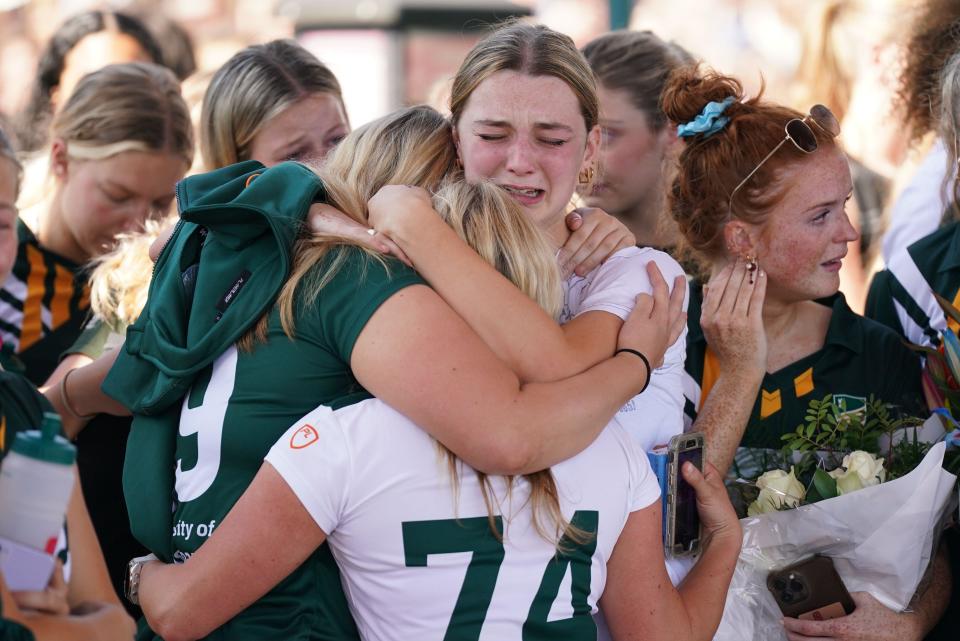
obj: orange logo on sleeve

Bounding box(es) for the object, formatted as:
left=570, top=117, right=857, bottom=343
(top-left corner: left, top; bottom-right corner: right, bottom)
left=290, top=424, right=320, bottom=449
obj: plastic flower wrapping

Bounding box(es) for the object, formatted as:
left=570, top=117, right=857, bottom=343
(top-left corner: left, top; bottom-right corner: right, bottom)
left=715, top=292, right=960, bottom=640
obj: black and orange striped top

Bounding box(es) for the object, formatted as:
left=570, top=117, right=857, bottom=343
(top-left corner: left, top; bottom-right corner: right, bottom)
left=0, top=219, right=90, bottom=384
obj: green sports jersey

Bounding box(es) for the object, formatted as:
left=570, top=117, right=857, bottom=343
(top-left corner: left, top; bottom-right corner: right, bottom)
left=865, top=221, right=960, bottom=349
left=0, top=220, right=90, bottom=384
left=683, top=292, right=923, bottom=459
left=133, top=248, right=423, bottom=641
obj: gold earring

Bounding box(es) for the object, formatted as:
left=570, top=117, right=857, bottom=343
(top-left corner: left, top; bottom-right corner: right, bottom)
left=578, top=165, right=595, bottom=185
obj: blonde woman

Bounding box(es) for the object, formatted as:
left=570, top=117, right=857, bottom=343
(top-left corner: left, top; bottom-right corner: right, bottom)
left=0, top=62, right=192, bottom=385
left=199, top=39, right=348, bottom=170
left=132, top=108, right=736, bottom=641
left=88, top=104, right=680, bottom=641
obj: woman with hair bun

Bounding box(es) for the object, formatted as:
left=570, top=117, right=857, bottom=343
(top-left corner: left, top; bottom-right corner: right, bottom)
left=666, top=65, right=948, bottom=641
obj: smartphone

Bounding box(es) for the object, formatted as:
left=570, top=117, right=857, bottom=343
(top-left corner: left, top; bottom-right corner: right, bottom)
left=767, top=555, right=856, bottom=620
left=665, top=432, right=703, bottom=557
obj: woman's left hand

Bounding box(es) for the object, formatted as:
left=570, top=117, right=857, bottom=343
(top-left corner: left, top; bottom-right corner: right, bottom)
left=11, top=562, right=69, bottom=615
left=559, top=207, right=635, bottom=278
left=782, top=592, right=922, bottom=641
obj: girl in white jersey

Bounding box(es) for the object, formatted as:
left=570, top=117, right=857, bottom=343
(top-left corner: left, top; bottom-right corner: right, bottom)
left=315, top=22, right=689, bottom=454
left=135, top=173, right=740, bottom=641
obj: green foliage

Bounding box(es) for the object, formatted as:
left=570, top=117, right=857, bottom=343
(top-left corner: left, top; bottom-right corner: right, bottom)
left=781, top=394, right=925, bottom=480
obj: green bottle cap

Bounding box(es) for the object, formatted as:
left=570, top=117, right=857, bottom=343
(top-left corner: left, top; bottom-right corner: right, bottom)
left=10, top=412, right=76, bottom=466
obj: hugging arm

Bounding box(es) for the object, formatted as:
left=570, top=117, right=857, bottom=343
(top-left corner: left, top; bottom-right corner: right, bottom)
left=137, top=279, right=677, bottom=638
left=139, top=464, right=321, bottom=641
left=361, top=186, right=683, bottom=383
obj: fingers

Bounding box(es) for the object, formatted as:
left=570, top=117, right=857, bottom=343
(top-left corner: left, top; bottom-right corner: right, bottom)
left=559, top=208, right=635, bottom=277
left=750, top=266, right=767, bottom=320
left=781, top=615, right=839, bottom=640
left=702, top=261, right=734, bottom=316
left=717, top=260, right=748, bottom=317
left=375, top=234, right=413, bottom=267
left=573, top=229, right=624, bottom=276
left=733, top=264, right=759, bottom=317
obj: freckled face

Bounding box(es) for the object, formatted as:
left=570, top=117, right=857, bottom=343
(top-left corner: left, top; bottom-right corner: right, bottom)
left=247, top=93, right=349, bottom=167
left=752, top=147, right=858, bottom=303
left=454, top=70, right=599, bottom=243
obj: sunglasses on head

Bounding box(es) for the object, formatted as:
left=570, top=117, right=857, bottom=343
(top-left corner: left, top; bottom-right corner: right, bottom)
left=727, top=104, right=840, bottom=217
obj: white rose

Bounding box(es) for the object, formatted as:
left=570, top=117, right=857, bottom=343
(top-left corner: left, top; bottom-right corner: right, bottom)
left=828, top=467, right=865, bottom=495
left=747, top=467, right=806, bottom=516
left=841, top=450, right=886, bottom=487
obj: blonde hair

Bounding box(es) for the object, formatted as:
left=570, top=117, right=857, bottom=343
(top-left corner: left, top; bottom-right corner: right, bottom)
left=271, top=105, right=457, bottom=339
left=52, top=62, right=193, bottom=166
left=793, top=0, right=903, bottom=124
left=450, top=21, right=599, bottom=133
left=263, top=104, right=578, bottom=546
left=433, top=179, right=562, bottom=318
left=200, top=40, right=343, bottom=170
left=431, top=179, right=579, bottom=546
left=88, top=218, right=171, bottom=332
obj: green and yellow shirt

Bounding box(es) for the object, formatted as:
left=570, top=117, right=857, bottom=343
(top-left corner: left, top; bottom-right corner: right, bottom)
left=865, top=220, right=960, bottom=349
left=0, top=220, right=90, bottom=384
left=683, top=292, right=924, bottom=455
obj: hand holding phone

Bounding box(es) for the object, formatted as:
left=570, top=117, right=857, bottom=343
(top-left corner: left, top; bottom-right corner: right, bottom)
left=665, top=433, right=704, bottom=556
left=767, top=555, right=855, bottom=621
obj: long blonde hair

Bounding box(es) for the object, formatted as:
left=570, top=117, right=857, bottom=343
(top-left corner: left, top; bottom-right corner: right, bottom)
left=269, top=104, right=578, bottom=545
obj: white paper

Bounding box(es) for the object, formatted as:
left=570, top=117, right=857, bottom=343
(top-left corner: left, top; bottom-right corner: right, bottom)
left=0, top=535, right=55, bottom=592
left=714, top=442, right=957, bottom=641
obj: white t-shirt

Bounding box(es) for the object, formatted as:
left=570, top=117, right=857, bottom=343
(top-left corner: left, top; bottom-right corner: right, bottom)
left=882, top=138, right=952, bottom=262
left=560, top=246, right=689, bottom=452
left=266, top=400, right=661, bottom=641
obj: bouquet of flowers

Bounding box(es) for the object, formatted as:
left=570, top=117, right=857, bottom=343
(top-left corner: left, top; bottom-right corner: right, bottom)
left=714, top=396, right=957, bottom=641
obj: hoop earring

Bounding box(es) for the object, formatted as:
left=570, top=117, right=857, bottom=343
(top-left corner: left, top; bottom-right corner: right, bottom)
left=745, top=254, right=758, bottom=284
left=578, top=165, right=595, bottom=186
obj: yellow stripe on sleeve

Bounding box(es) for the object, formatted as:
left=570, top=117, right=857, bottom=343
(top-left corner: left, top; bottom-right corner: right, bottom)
left=19, top=244, right=48, bottom=351
left=50, top=262, right=75, bottom=329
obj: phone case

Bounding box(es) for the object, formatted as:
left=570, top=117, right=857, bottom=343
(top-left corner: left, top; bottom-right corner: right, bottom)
left=767, top=556, right=856, bottom=620
left=664, top=433, right=704, bottom=557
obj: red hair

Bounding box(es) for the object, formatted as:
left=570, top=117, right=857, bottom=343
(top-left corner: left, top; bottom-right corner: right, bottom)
left=662, top=66, right=838, bottom=264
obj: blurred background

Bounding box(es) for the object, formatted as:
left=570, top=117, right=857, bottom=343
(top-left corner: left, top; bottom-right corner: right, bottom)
left=0, top=0, right=834, bottom=130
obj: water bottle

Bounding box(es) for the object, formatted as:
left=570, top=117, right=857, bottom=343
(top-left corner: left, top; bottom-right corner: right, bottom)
left=0, top=412, right=76, bottom=553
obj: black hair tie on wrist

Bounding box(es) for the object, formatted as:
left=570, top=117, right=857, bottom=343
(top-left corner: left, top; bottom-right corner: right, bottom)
left=615, top=348, right=651, bottom=394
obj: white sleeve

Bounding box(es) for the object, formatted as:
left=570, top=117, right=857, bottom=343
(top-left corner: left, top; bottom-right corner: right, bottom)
left=264, top=404, right=353, bottom=536
left=574, top=249, right=689, bottom=321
